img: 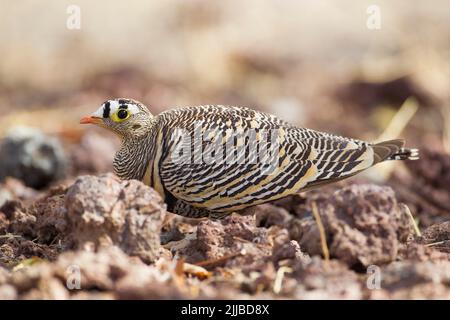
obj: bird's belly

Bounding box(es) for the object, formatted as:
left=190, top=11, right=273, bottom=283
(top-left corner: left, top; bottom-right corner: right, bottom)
left=161, top=161, right=318, bottom=212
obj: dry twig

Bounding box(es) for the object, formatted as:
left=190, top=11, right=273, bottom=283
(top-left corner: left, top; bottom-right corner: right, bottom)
left=273, top=266, right=292, bottom=294
left=311, top=201, right=330, bottom=261
left=401, top=203, right=421, bottom=237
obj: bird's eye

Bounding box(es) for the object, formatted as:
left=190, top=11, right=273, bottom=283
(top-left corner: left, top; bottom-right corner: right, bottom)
left=117, top=109, right=128, bottom=119
left=111, top=109, right=130, bottom=122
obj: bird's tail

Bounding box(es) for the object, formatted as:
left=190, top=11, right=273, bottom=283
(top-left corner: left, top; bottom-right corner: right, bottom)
left=372, top=139, right=419, bottom=164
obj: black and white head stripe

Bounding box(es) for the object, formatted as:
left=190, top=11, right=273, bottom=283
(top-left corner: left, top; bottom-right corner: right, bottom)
left=103, top=101, right=111, bottom=118
left=92, top=99, right=142, bottom=119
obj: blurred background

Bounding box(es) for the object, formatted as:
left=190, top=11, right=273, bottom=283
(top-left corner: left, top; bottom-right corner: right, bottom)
left=0, top=0, right=449, bottom=226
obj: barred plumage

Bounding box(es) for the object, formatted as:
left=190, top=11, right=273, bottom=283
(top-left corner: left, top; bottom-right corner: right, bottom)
left=81, top=99, right=419, bottom=219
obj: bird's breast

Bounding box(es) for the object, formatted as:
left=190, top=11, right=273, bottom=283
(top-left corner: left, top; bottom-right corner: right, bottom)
left=145, top=132, right=166, bottom=200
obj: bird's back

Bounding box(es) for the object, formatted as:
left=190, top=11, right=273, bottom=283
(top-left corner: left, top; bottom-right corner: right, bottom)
left=151, top=105, right=416, bottom=215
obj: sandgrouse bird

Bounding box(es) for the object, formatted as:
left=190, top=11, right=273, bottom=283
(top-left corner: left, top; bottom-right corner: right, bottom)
left=80, top=98, right=418, bottom=219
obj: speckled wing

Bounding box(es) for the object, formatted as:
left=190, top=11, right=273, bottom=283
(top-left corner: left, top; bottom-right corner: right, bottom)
left=157, top=105, right=375, bottom=213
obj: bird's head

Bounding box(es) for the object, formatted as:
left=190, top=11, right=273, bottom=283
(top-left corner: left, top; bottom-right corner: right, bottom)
left=80, top=98, right=153, bottom=138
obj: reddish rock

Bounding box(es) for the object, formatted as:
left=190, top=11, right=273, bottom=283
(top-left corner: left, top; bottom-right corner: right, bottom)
left=399, top=242, right=449, bottom=262
left=65, top=174, right=167, bottom=263
left=272, top=239, right=310, bottom=267
left=400, top=149, right=450, bottom=219
left=420, top=221, right=450, bottom=244
left=179, top=214, right=272, bottom=268
left=0, top=177, right=40, bottom=209
left=0, top=212, right=9, bottom=234
left=368, top=260, right=450, bottom=299
left=417, top=221, right=450, bottom=255
left=287, top=257, right=363, bottom=299
left=254, top=203, right=292, bottom=228
left=2, top=174, right=167, bottom=265
left=1, top=247, right=247, bottom=300
left=406, top=149, right=450, bottom=192
left=290, top=184, right=413, bottom=267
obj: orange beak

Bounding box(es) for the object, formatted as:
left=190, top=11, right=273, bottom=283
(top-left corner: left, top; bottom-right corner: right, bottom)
left=80, top=116, right=103, bottom=125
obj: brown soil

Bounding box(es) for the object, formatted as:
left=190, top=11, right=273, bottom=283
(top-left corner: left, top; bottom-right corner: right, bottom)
left=1, top=170, right=449, bottom=299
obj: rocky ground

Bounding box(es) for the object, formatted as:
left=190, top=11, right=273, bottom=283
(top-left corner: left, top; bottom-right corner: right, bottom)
left=1, top=65, right=449, bottom=299
left=0, top=141, right=449, bottom=299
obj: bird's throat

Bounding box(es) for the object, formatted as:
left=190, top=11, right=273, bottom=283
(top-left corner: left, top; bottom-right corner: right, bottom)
left=113, top=130, right=157, bottom=182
